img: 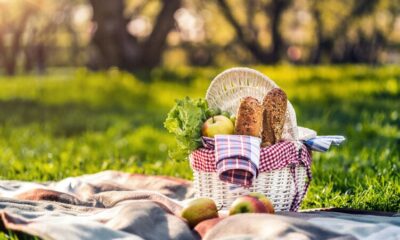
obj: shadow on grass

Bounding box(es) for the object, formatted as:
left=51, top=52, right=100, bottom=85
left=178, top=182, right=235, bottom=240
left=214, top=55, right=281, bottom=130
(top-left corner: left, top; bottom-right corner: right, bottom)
left=293, top=92, right=399, bottom=131
left=0, top=99, right=169, bottom=137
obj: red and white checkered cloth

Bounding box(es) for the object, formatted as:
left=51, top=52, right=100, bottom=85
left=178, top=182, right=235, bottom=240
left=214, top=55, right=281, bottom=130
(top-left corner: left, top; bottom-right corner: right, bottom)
left=190, top=137, right=312, bottom=211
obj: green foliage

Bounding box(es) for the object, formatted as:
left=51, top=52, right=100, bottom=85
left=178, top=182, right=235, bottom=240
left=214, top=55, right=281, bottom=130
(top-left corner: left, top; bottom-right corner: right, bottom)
left=164, top=97, right=209, bottom=161
left=0, top=66, right=398, bottom=214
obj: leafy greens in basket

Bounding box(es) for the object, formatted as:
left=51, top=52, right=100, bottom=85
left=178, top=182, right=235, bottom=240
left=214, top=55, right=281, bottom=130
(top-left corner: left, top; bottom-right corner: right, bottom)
left=164, top=97, right=209, bottom=161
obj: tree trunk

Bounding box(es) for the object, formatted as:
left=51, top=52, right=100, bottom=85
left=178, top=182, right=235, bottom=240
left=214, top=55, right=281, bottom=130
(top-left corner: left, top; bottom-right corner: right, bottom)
left=23, top=46, right=34, bottom=73
left=140, top=0, right=181, bottom=68
left=0, top=8, right=31, bottom=75
left=310, top=7, right=333, bottom=63
left=89, top=0, right=138, bottom=69
left=267, top=0, right=292, bottom=63
left=89, top=0, right=181, bottom=70
left=310, top=0, right=381, bottom=64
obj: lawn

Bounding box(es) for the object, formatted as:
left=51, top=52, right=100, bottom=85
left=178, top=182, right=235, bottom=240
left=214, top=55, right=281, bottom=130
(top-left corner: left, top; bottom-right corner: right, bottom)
left=0, top=65, right=398, bottom=212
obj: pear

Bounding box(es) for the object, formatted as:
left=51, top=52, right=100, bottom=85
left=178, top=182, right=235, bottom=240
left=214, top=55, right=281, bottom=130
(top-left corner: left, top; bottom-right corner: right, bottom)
left=180, top=198, right=218, bottom=228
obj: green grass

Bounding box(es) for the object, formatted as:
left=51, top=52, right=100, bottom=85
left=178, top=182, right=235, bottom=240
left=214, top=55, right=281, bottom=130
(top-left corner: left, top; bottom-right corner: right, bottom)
left=0, top=66, right=399, bottom=214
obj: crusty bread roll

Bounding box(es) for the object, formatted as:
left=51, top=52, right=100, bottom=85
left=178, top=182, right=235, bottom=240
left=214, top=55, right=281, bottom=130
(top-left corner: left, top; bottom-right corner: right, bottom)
left=234, top=97, right=263, bottom=137
left=262, top=88, right=287, bottom=147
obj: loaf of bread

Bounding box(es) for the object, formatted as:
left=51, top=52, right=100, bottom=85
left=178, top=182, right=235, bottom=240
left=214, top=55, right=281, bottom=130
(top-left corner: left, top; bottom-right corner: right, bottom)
left=234, top=97, right=264, bottom=137
left=261, top=88, right=287, bottom=147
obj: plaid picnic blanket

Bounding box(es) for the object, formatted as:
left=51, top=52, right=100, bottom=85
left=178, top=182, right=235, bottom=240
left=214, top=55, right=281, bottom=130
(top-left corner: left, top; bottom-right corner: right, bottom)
left=0, top=171, right=399, bottom=240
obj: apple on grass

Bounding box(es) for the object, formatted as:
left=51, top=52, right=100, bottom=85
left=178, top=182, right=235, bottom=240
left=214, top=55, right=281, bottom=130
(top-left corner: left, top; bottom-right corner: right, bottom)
left=248, top=192, right=275, bottom=214
left=180, top=198, right=219, bottom=228
left=229, top=195, right=268, bottom=215
left=202, top=115, right=234, bottom=137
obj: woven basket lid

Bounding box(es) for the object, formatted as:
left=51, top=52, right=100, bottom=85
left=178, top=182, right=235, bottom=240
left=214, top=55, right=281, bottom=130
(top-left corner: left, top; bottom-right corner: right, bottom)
left=206, top=67, right=299, bottom=141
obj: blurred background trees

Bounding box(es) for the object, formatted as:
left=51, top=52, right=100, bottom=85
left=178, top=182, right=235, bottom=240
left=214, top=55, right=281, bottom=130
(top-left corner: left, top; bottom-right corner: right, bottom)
left=0, top=0, right=399, bottom=75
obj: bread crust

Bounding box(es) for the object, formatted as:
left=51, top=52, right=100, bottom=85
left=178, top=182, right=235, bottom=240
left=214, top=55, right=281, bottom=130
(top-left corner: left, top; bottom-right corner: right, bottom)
left=234, top=97, right=263, bottom=137
left=262, top=88, right=287, bottom=147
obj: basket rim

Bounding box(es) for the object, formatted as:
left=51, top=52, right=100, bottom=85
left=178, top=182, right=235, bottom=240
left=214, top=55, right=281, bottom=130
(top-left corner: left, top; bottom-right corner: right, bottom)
left=205, top=67, right=278, bottom=100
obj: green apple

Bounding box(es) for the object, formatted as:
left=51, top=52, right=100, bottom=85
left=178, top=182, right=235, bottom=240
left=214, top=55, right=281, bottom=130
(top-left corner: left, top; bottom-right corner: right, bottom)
left=248, top=192, right=275, bottom=214
left=229, top=195, right=267, bottom=215
left=180, top=197, right=219, bottom=228
left=202, top=115, right=234, bottom=137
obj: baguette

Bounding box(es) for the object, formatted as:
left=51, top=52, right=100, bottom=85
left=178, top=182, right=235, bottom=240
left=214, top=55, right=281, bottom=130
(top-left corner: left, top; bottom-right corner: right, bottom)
left=234, top=97, right=263, bottom=137
left=262, top=88, right=287, bottom=147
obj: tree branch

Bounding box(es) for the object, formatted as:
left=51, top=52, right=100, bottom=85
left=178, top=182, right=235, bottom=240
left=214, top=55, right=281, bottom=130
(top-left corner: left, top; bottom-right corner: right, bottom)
left=126, top=0, right=153, bottom=19
left=141, top=0, right=181, bottom=68
left=216, top=0, right=272, bottom=62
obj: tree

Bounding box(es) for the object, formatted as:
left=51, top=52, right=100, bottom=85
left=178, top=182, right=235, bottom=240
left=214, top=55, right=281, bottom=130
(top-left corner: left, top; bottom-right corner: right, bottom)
left=216, top=0, right=292, bottom=64
left=0, top=0, right=76, bottom=75
left=310, top=0, right=391, bottom=63
left=0, top=4, right=34, bottom=75
left=89, top=0, right=181, bottom=70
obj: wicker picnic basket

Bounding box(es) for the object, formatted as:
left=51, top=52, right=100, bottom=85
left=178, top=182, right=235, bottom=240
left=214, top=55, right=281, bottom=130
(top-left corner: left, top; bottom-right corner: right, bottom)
left=190, top=67, right=309, bottom=212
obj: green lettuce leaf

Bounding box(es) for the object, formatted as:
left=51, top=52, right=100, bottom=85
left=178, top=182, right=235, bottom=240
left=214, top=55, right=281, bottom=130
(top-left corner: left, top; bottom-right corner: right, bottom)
left=164, top=97, right=208, bottom=161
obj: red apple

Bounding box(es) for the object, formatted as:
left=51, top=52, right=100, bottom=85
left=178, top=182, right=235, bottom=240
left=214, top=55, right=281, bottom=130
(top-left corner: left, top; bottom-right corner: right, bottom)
left=180, top=198, right=219, bottom=228
left=248, top=192, right=275, bottom=214
left=229, top=195, right=268, bottom=215
left=202, top=115, right=234, bottom=137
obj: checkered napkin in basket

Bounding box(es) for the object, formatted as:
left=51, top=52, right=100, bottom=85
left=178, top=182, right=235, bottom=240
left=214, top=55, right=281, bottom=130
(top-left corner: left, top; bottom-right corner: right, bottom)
left=213, top=135, right=261, bottom=187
